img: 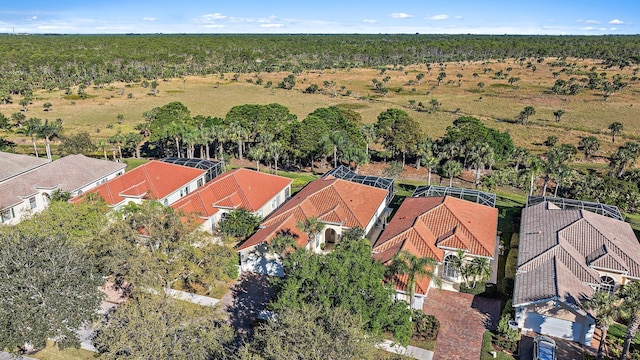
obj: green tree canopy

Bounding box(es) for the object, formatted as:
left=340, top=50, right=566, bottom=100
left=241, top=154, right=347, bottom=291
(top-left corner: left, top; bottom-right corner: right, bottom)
left=441, top=116, right=514, bottom=159
left=218, top=208, right=262, bottom=239
left=271, top=236, right=413, bottom=344
left=0, top=229, right=104, bottom=352
left=94, top=293, right=233, bottom=360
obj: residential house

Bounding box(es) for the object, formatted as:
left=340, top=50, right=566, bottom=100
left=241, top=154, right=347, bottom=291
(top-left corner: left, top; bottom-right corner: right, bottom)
left=78, top=160, right=206, bottom=209
left=0, top=153, right=125, bottom=224
left=171, top=168, right=292, bottom=231
left=513, top=200, right=640, bottom=345
left=237, top=175, right=390, bottom=276
left=372, top=195, right=499, bottom=309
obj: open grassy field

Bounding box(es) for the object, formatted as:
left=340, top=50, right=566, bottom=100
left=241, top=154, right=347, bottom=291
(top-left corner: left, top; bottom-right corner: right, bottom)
left=1, top=58, right=638, bottom=157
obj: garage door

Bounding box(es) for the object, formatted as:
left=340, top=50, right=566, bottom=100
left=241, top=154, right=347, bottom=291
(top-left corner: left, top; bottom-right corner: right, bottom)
left=524, top=312, right=583, bottom=343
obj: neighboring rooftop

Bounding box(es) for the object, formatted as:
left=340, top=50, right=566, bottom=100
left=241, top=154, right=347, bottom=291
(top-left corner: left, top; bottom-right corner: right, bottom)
left=238, top=176, right=388, bottom=251
left=0, top=154, right=126, bottom=210
left=160, top=157, right=223, bottom=182
left=514, top=201, right=640, bottom=307
left=171, top=168, right=292, bottom=221
left=0, top=151, right=50, bottom=183
left=80, top=160, right=205, bottom=206
left=373, top=196, right=499, bottom=295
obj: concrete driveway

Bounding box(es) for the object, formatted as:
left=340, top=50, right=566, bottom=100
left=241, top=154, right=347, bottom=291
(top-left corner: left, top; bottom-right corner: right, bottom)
left=422, top=289, right=501, bottom=360
left=219, top=273, right=274, bottom=343
left=519, top=332, right=586, bottom=360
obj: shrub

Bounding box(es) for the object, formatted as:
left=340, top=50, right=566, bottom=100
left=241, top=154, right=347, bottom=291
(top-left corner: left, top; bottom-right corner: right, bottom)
left=412, top=310, right=439, bottom=340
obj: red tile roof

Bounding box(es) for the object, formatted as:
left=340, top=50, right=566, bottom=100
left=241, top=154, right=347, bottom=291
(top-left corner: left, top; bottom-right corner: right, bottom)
left=237, top=177, right=388, bottom=250
left=171, top=168, right=292, bottom=220
left=80, top=160, right=205, bottom=206
left=373, top=196, right=498, bottom=294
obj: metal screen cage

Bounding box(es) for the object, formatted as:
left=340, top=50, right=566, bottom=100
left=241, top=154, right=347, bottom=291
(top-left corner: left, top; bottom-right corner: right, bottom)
left=323, top=165, right=394, bottom=205
left=160, top=157, right=224, bottom=182
left=526, top=196, right=623, bottom=220
left=412, top=185, right=497, bottom=208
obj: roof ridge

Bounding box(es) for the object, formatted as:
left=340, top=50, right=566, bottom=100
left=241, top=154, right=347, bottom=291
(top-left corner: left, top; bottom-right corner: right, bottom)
left=518, top=243, right=562, bottom=271
left=142, top=163, right=159, bottom=198
left=442, top=199, right=492, bottom=256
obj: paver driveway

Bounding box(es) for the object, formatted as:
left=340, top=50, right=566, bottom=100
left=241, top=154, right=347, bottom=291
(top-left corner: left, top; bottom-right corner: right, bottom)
left=219, top=273, right=274, bottom=341
left=422, top=289, right=500, bottom=360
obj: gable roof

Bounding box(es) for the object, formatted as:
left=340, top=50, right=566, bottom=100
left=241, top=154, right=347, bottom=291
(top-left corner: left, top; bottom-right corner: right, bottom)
left=372, top=196, right=498, bottom=294
left=0, top=151, right=50, bottom=183
left=237, top=177, right=388, bottom=251
left=81, top=160, right=205, bottom=206
left=0, top=154, right=125, bottom=210
left=171, top=168, right=292, bottom=221
left=514, top=201, right=640, bottom=306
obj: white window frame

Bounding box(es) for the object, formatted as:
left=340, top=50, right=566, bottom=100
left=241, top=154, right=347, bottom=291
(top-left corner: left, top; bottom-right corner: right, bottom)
left=29, top=197, right=37, bottom=209
left=443, top=254, right=459, bottom=279
left=1, top=208, right=14, bottom=223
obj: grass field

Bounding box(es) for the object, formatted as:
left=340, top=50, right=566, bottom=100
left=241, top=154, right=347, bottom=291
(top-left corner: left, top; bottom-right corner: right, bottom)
left=1, top=58, right=638, bottom=159
left=30, top=341, right=96, bottom=360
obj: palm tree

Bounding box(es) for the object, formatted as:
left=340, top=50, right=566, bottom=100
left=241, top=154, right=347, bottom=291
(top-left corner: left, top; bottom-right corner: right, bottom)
left=97, top=140, right=108, bottom=160
left=391, top=250, right=441, bottom=309
left=441, top=160, right=462, bottom=187
left=527, top=156, right=543, bottom=196
left=108, top=132, right=124, bottom=161
left=414, top=137, right=433, bottom=170
left=609, top=122, right=623, bottom=143
left=618, top=281, right=640, bottom=360
left=227, top=122, right=249, bottom=160
left=266, top=141, right=284, bottom=175
left=422, top=156, right=439, bottom=185
left=468, top=143, right=495, bottom=187
left=268, top=232, right=298, bottom=259
left=133, top=122, right=151, bottom=159
left=360, top=123, right=377, bottom=157
left=297, top=217, right=325, bottom=251
left=21, top=117, right=41, bottom=158
left=467, top=257, right=492, bottom=289
left=324, top=131, right=347, bottom=168
left=247, top=145, right=266, bottom=172
left=579, top=136, right=600, bottom=160
left=582, top=291, right=620, bottom=360
left=553, top=109, right=565, bottom=123
left=38, top=118, right=63, bottom=161
left=512, top=147, right=529, bottom=171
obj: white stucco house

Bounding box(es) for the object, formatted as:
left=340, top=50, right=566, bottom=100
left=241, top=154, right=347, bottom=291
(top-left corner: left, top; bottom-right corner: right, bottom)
left=171, top=168, right=292, bottom=232
left=237, top=171, right=392, bottom=277
left=75, top=160, right=205, bottom=210
left=513, top=199, right=640, bottom=345
left=0, top=152, right=125, bottom=224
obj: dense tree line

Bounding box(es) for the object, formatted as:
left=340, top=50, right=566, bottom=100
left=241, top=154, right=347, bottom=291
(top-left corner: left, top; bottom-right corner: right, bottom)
left=0, top=34, right=639, bottom=94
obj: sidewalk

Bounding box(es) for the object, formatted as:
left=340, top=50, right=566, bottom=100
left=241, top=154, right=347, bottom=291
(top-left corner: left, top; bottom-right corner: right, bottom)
left=377, top=340, right=434, bottom=360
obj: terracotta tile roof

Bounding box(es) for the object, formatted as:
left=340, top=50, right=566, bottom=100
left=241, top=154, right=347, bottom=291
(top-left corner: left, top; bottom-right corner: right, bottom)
left=81, top=160, right=204, bottom=206
left=0, top=154, right=125, bottom=210
left=514, top=201, right=640, bottom=306
left=237, top=177, right=388, bottom=250
left=372, top=196, right=498, bottom=294
left=171, top=168, right=292, bottom=219
left=0, top=151, right=49, bottom=183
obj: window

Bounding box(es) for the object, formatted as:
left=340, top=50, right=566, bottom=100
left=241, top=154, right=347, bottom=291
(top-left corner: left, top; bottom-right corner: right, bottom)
left=599, top=276, right=616, bottom=295
left=29, top=197, right=37, bottom=209
left=197, top=179, right=203, bottom=187
left=272, top=198, right=277, bottom=208
left=162, top=199, right=169, bottom=206
left=1, top=208, right=14, bottom=223
left=443, top=254, right=459, bottom=278
left=285, top=188, right=290, bottom=198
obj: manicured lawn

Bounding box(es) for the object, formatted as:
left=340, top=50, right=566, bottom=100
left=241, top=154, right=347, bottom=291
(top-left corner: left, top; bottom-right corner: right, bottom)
left=123, top=157, right=149, bottom=171
left=31, top=341, right=96, bottom=360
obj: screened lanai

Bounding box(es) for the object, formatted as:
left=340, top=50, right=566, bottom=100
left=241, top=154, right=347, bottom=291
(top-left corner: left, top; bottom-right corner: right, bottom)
left=160, top=157, right=223, bottom=183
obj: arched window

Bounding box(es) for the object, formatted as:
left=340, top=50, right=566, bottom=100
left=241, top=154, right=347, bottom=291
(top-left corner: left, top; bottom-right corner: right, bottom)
left=443, top=254, right=458, bottom=279
left=599, top=276, right=616, bottom=295
left=325, top=228, right=337, bottom=244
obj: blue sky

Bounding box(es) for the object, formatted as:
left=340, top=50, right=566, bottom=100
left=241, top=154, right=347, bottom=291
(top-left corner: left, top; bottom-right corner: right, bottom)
left=1, top=0, right=638, bottom=35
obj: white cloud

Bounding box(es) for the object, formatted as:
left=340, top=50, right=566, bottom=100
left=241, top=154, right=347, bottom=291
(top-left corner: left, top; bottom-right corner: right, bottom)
left=363, top=19, right=377, bottom=23
left=610, top=27, right=618, bottom=31
left=454, top=16, right=463, bottom=20
left=142, top=17, right=156, bottom=21
left=260, top=23, right=284, bottom=28
left=585, top=20, right=599, bottom=24
left=202, top=13, right=226, bottom=22
left=390, top=13, right=412, bottom=19
left=609, top=19, right=624, bottom=24
left=28, top=16, right=37, bottom=21
left=429, top=14, right=449, bottom=21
